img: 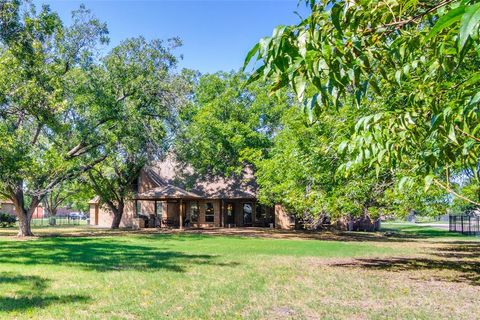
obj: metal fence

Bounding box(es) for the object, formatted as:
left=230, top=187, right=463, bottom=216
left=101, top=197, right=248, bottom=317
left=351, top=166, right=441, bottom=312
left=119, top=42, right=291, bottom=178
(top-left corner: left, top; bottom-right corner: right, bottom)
left=449, top=215, right=480, bottom=235
left=28, top=217, right=87, bottom=227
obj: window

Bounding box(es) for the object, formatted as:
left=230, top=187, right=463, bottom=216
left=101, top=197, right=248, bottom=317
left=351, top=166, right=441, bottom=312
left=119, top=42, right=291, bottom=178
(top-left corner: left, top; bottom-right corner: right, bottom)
left=205, top=202, right=215, bottom=223
left=190, top=201, right=199, bottom=222
left=256, top=204, right=266, bottom=221
left=243, top=203, right=253, bottom=225
left=135, top=201, right=142, bottom=217
left=156, top=201, right=163, bottom=219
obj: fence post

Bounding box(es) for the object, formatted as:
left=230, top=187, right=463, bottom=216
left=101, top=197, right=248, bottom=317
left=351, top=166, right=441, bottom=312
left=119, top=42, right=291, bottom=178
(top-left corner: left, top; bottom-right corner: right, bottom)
left=468, top=216, right=472, bottom=234
left=461, top=215, right=464, bottom=234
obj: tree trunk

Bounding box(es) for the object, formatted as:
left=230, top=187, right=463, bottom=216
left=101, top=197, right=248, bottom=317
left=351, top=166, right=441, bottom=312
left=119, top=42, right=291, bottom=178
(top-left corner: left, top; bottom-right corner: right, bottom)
left=110, top=201, right=124, bottom=229
left=49, top=207, right=58, bottom=226
left=11, top=183, right=38, bottom=237
left=17, top=213, right=34, bottom=237
left=14, top=201, right=35, bottom=237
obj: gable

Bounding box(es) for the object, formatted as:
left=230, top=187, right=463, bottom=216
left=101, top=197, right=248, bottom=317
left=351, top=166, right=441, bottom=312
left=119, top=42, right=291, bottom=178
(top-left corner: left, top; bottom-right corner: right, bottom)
left=137, top=155, right=257, bottom=199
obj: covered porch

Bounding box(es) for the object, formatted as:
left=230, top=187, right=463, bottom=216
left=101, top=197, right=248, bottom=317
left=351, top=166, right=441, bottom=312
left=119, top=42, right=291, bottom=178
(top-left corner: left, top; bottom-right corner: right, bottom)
left=134, top=197, right=275, bottom=229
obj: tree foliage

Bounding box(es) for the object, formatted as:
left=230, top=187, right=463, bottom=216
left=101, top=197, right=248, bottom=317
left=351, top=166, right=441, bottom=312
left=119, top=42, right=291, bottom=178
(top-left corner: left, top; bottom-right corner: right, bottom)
left=246, top=0, right=480, bottom=205
left=177, top=72, right=448, bottom=220
left=175, top=72, right=289, bottom=176
left=0, top=1, right=109, bottom=236
left=84, top=37, right=189, bottom=228
left=256, top=103, right=448, bottom=219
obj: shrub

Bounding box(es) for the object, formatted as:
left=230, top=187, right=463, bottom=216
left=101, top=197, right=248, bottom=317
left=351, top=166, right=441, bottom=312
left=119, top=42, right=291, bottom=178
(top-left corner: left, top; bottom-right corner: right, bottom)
left=0, top=213, right=16, bottom=227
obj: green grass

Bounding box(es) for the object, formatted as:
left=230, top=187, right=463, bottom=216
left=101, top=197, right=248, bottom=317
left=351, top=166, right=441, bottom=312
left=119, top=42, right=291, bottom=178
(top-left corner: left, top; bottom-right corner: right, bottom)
left=382, top=222, right=470, bottom=238
left=0, top=225, right=478, bottom=319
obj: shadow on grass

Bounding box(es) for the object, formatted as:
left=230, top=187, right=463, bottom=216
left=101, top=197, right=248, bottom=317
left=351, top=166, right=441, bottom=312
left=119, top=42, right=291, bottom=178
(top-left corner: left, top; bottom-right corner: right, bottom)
left=0, top=223, right=468, bottom=243
left=381, top=224, right=462, bottom=238
left=0, top=238, right=239, bottom=272
left=137, top=227, right=465, bottom=243
left=0, top=272, right=90, bottom=312
left=331, top=242, right=480, bottom=286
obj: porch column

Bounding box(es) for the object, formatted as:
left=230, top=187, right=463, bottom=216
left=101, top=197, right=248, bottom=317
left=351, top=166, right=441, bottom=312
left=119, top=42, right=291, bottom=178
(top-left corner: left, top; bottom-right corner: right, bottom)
left=221, top=199, right=225, bottom=227
left=179, top=199, right=183, bottom=230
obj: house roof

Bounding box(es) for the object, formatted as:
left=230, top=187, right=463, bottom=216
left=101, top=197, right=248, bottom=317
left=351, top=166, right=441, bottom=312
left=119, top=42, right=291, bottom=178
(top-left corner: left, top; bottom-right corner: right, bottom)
left=138, top=184, right=203, bottom=199
left=136, top=155, right=257, bottom=200
left=1, top=199, right=43, bottom=207
left=88, top=196, right=100, bottom=205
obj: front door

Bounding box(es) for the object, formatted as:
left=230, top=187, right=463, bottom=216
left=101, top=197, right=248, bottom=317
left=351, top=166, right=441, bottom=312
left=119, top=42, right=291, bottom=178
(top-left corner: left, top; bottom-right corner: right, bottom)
left=226, top=202, right=235, bottom=225
left=243, top=203, right=253, bottom=226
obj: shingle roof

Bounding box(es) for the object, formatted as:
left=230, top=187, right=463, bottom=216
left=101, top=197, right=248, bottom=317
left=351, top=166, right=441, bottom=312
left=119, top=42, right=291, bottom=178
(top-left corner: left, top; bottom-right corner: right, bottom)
left=88, top=196, right=100, bottom=204
left=138, top=184, right=203, bottom=199
left=137, top=155, right=257, bottom=200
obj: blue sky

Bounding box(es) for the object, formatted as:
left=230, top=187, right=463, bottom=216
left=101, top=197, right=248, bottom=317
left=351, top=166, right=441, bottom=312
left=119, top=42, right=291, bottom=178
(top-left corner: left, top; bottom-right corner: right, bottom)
left=33, top=0, right=309, bottom=74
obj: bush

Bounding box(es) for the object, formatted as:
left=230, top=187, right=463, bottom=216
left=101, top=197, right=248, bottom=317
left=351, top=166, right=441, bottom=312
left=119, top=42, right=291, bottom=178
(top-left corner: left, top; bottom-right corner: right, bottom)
left=0, top=213, right=16, bottom=227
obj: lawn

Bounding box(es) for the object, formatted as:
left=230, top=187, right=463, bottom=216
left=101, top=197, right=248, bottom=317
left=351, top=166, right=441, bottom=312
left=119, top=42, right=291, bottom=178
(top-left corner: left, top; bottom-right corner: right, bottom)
left=0, top=224, right=478, bottom=319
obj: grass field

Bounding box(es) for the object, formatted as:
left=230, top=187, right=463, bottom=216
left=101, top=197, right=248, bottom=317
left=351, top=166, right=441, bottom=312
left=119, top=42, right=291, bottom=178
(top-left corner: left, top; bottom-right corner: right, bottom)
left=0, top=224, right=478, bottom=319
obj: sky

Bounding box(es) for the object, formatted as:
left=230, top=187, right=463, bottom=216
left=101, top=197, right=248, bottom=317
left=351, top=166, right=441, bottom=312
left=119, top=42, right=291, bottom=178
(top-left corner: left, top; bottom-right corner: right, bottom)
left=32, top=0, right=310, bottom=74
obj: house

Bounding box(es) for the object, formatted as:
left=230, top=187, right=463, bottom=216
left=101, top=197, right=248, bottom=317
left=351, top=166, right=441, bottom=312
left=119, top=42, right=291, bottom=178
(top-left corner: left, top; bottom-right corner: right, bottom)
left=0, top=200, right=15, bottom=216
left=0, top=199, right=45, bottom=218
left=89, top=156, right=295, bottom=229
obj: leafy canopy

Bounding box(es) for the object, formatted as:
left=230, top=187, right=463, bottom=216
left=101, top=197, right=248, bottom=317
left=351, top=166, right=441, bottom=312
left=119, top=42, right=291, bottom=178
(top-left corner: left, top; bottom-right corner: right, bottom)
left=246, top=0, right=480, bottom=204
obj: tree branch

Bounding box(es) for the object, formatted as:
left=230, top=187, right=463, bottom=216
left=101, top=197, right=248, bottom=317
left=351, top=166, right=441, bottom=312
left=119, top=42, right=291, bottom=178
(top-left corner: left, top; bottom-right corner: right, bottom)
left=455, top=125, right=480, bottom=143
left=32, top=155, right=107, bottom=198
left=433, top=179, right=480, bottom=206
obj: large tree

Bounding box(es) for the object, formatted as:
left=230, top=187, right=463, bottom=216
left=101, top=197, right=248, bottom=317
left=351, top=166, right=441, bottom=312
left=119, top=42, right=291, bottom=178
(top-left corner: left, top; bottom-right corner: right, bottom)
left=245, top=0, right=480, bottom=205
left=175, top=72, right=289, bottom=176
left=176, top=73, right=436, bottom=222
left=256, top=106, right=448, bottom=222
left=84, top=37, right=189, bottom=228
left=177, top=71, right=448, bottom=223
left=0, top=2, right=109, bottom=236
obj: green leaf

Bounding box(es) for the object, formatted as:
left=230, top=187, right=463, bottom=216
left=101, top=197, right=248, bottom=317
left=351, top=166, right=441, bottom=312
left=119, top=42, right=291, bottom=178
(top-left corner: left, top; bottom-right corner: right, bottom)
left=398, top=176, right=410, bottom=190
left=331, top=4, right=343, bottom=35
left=426, top=6, right=466, bottom=41
left=470, top=92, right=480, bottom=105
left=377, top=149, right=387, bottom=163
left=293, top=73, right=307, bottom=101
left=448, top=124, right=458, bottom=143
left=459, top=2, right=480, bottom=50
left=369, top=79, right=381, bottom=95
left=243, top=43, right=260, bottom=70
left=272, top=25, right=287, bottom=39
left=245, top=65, right=265, bottom=85
left=462, top=73, right=480, bottom=87
left=424, top=175, right=435, bottom=192
left=338, top=140, right=348, bottom=153
left=395, top=70, right=401, bottom=85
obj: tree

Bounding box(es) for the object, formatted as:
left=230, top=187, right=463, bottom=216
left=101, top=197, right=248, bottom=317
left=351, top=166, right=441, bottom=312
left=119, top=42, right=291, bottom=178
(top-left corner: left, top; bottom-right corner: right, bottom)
left=256, top=102, right=448, bottom=223
left=0, top=2, right=109, bottom=236
left=177, top=71, right=448, bottom=223
left=43, top=178, right=94, bottom=222
left=175, top=71, right=289, bottom=176
left=84, top=37, right=187, bottom=229
left=245, top=0, right=480, bottom=205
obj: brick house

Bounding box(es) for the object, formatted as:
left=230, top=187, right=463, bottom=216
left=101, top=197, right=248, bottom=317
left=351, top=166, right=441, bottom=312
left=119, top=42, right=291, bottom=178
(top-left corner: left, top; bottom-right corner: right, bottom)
left=0, top=199, right=45, bottom=218
left=89, top=156, right=295, bottom=229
